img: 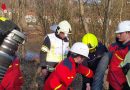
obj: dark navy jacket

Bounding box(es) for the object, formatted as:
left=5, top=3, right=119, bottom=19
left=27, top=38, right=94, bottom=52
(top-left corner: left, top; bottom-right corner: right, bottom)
left=82, top=42, right=108, bottom=85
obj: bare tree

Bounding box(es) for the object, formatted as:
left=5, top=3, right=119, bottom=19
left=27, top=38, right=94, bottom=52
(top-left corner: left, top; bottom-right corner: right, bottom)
left=119, top=0, right=124, bottom=21
left=78, top=0, right=89, bottom=33
left=4, top=1, right=130, bottom=89
left=102, top=0, right=111, bottom=46
left=35, top=0, right=50, bottom=36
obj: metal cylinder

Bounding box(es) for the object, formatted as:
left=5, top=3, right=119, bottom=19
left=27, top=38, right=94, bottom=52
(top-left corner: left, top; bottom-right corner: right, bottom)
left=0, top=29, right=26, bottom=81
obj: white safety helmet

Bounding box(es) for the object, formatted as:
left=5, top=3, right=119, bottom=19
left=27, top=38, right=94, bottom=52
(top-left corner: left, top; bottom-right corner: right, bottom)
left=57, top=20, right=71, bottom=35
left=115, top=20, right=130, bottom=33
left=70, top=42, right=89, bottom=58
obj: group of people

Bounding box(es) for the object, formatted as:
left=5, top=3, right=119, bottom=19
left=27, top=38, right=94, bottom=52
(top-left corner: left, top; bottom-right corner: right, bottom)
left=39, top=20, right=107, bottom=90
left=0, top=16, right=130, bottom=90
left=40, top=20, right=130, bottom=90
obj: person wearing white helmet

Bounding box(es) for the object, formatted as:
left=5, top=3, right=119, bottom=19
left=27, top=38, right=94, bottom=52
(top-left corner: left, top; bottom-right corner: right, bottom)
left=56, top=20, right=71, bottom=37
left=43, top=42, right=93, bottom=90
left=107, top=20, right=130, bottom=90
left=38, top=20, right=71, bottom=89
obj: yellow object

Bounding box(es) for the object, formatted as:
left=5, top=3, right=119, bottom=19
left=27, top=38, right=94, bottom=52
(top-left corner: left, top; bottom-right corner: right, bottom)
left=86, top=69, right=90, bottom=77
left=54, top=84, right=62, bottom=90
left=41, top=45, right=49, bottom=52
left=0, top=17, right=7, bottom=21
left=82, top=33, right=98, bottom=50
left=9, top=65, right=12, bottom=68
left=115, top=53, right=123, bottom=61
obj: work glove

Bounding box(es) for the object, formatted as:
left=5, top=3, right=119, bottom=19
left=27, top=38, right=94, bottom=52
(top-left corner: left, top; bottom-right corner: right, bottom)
left=122, top=63, right=130, bottom=75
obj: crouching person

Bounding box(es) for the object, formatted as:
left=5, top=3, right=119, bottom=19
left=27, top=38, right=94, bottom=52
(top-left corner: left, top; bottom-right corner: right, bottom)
left=43, top=42, right=93, bottom=90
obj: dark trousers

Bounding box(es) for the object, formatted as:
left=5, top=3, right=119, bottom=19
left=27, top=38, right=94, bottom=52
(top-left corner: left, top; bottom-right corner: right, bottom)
left=82, top=81, right=87, bottom=90
left=82, top=75, right=92, bottom=90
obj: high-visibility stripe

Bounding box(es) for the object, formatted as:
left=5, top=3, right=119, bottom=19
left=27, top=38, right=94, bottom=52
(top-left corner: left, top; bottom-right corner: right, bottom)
left=86, top=69, right=90, bottom=77
left=67, top=76, right=74, bottom=79
left=9, top=65, right=12, bottom=68
left=115, top=53, right=123, bottom=61
left=71, top=76, right=74, bottom=79
left=67, top=77, right=70, bottom=79
left=41, top=45, right=49, bottom=52
left=19, top=76, right=23, bottom=79
left=54, top=84, right=62, bottom=90
left=15, top=64, right=19, bottom=66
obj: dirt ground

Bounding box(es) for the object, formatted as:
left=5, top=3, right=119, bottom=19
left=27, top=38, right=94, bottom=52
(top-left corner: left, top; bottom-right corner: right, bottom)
left=21, top=26, right=43, bottom=90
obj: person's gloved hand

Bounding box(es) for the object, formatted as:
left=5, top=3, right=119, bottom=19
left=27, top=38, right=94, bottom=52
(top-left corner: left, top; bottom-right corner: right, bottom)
left=122, top=63, right=130, bottom=75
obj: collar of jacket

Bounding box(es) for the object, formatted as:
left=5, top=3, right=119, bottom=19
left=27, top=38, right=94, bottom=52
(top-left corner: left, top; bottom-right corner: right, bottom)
left=69, top=56, right=79, bottom=68
left=120, top=40, right=130, bottom=49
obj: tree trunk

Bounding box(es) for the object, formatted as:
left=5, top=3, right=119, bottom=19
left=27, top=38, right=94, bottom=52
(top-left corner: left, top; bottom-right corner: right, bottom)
left=78, top=0, right=89, bottom=33
left=119, top=0, right=124, bottom=21
left=103, top=0, right=111, bottom=46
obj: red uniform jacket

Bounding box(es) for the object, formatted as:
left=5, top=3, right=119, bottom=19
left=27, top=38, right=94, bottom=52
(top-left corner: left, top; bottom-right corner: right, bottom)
left=43, top=56, right=93, bottom=90
left=108, top=41, right=130, bottom=90
left=0, top=57, right=24, bottom=90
